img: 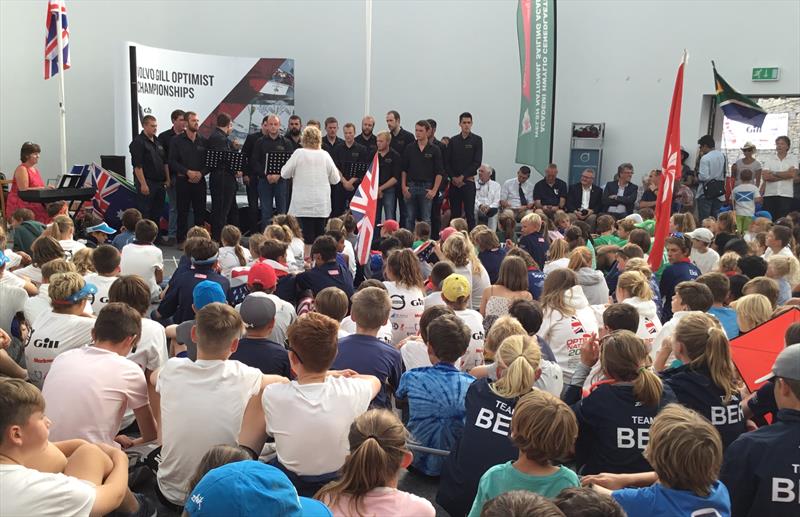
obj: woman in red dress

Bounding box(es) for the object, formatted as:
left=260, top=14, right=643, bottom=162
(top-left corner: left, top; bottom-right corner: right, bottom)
left=5, top=142, right=53, bottom=222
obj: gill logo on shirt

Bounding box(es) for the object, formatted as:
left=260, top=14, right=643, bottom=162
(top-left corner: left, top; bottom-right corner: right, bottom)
left=472, top=331, right=485, bottom=341
left=99, top=297, right=109, bottom=304
left=33, top=337, right=60, bottom=349
left=391, top=294, right=406, bottom=310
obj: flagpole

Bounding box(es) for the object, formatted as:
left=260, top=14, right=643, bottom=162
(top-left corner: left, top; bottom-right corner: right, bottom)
left=364, top=0, right=373, bottom=115
left=55, top=3, right=68, bottom=177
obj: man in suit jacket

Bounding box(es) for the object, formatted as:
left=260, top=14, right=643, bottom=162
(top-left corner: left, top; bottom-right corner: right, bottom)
left=602, top=163, right=639, bottom=219
left=565, top=167, right=603, bottom=230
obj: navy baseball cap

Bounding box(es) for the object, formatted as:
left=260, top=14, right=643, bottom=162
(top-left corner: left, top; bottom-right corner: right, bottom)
left=192, top=281, right=226, bottom=310
left=184, top=461, right=332, bottom=517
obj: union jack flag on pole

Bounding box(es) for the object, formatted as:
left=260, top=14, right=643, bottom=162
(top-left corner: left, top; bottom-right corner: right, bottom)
left=350, top=153, right=380, bottom=265
left=45, top=0, right=70, bottom=80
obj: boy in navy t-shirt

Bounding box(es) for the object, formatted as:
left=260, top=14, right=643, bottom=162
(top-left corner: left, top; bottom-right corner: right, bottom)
left=230, top=294, right=291, bottom=378
left=517, top=212, right=549, bottom=269
left=295, top=235, right=354, bottom=298
left=659, top=235, right=701, bottom=322
left=332, top=287, right=403, bottom=409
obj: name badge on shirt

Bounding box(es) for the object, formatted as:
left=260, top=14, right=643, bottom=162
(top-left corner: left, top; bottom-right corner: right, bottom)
left=328, top=269, right=340, bottom=276
left=465, top=144, right=473, bottom=149
left=424, top=153, right=433, bottom=159
left=194, top=273, right=208, bottom=279
left=385, top=158, right=393, bottom=164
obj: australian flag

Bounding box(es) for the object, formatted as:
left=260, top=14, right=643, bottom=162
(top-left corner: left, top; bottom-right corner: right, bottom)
left=44, top=0, right=70, bottom=80
left=91, top=163, right=136, bottom=229
left=349, top=152, right=380, bottom=265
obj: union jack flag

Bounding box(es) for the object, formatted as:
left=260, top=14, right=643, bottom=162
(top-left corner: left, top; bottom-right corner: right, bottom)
left=349, top=153, right=380, bottom=265
left=45, top=0, right=70, bottom=80
left=570, top=317, right=585, bottom=335
left=91, top=163, right=136, bottom=228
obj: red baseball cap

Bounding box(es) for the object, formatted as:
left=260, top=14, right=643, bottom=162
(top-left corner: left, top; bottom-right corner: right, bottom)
left=380, top=219, right=399, bottom=233
left=439, top=226, right=458, bottom=242
left=247, top=262, right=277, bottom=290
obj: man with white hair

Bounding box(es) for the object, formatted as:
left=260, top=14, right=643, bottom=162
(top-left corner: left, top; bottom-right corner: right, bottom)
left=474, top=164, right=501, bottom=230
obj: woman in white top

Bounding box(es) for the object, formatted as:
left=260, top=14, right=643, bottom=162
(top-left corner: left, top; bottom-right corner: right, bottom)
left=218, top=225, right=252, bottom=278
left=542, top=238, right=569, bottom=274
left=280, top=125, right=341, bottom=256
left=384, top=249, right=426, bottom=345
left=49, top=215, right=86, bottom=259
left=438, top=232, right=490, bottom=311
left=568, top=246, right=608, bottom=305
left=537, top=268, right=599, bottom=384
left=479, top=255, right=532, bottom=332
left=25, top=271, right=96, bottom=388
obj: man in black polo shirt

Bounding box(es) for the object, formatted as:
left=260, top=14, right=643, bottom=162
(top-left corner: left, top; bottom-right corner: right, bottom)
left=375, top=130, right=401, bottom=224
left=130, top=114, right=168, bottom=229
left=401, top=120, right=444, bottom=229
left=252, top=114, right=292, bottom=228
left=240, top=116, right=270, bottom=234
left=447, top=112, right=483, bottom=229
left=169, top=111, right=207, bottom=245
left=286, top=114, right=303, bottom=151
left=332, top=122, right=369, bottom=216
left=427, top=118, right=447, bottom=239
left=322, top=116, right=343, bottom=155
left=207, top=112, right=241, bottom=241
left=387, top=110, right=415, bottom=230
left=355, top=116, right=377, bottom=154
left=533, top=163, right=567, bottom=218
left=158, top=109, right=185, bottom=245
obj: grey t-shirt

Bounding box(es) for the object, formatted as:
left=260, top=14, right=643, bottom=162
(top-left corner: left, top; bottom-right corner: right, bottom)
left=176, top=320, right=198, bottom=361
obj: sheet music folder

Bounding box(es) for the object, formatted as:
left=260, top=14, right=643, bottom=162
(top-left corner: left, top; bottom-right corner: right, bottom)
left=265, top=152, right=293, bottom=175
left=343, top=161, right=369, bottom=179
left=205, top=149, right=245, bottom=174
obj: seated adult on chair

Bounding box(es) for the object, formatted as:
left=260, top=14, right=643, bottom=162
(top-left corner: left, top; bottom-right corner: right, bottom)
left=566, top=167, right=602, bottom=231
left=474, top=164, right=501, bottom=230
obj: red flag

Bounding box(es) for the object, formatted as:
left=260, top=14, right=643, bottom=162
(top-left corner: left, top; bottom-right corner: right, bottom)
left=649, top=54, right=686, bottom=272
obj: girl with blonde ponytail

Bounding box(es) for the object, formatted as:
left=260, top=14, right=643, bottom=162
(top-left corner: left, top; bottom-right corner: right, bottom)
left=615, top=270, right=662, bottom=351
left=660, top=313, right=746, bottom=448
left=315, top=410, right=434, bottom=517
left=438, top=335, right=543, bottom=516
left=565, top=330, right=675, bottom=475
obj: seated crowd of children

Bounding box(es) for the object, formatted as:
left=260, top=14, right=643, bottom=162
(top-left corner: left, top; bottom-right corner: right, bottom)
left=1, top=202, right=800, bottom=517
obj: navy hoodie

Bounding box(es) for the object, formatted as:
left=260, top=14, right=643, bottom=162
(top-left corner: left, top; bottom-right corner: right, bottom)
left=659, top=259, right=700, bottom=321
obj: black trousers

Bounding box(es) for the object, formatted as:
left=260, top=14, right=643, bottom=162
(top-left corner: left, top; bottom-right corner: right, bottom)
left=431, top=191, right=443, bottom=240
left=135, top=178, right=166, bottom=228
left=449, top=180, right=476, bottom=228
left=331, top=183, right=355, bottom=217
left=176, top=177, right=207, bottom=242
left=245, top=176, right=260, bottom=234
left=763, top=196, right=793, bottom=221
left=396, top=185, right=408, bottom=228
left=210, top=170, right=239, bottom=241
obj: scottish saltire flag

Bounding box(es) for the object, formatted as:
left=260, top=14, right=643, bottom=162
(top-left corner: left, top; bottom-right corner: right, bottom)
left=45, top=0, right=70, bottom=80
left=713, top=64, right=766, bottom=128
left=650, top=54, right=686, bottom=273
left=350, top=153, right=380, bottom=266
left=91, top=163, right=136, bottom=229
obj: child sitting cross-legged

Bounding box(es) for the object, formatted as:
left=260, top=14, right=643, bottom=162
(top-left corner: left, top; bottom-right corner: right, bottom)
left=315, top=409, right=435, bottom=516
left=0, top=379, right=154, bottom=516
left=41, top=303, right=157, bottom=449
left=261, top=312, right=381, bottom=497
left=468, top=389, right=580, bottom=517
left=154, top=303, right=288, bottom=510
left=587, top=404, right=731, bottom=517
left=396, top=313, right=475, bottom=477
left=441, top=273, right=486, bottom=372
left=332, top=287, right=404, bottom=410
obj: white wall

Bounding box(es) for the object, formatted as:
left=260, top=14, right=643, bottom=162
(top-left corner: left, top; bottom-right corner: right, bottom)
left=1, top=0, right=798, bottom=187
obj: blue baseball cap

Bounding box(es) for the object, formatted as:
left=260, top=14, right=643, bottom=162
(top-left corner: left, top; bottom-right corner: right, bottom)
left=184, top=461, right=332, bottom=517
left=0, top=250, right=9, bottom=267
left=753, top=210, right=772, bottom=221
left=86, top=222, right=117, bottom=235
left=192, top=281, right=226, bottom=309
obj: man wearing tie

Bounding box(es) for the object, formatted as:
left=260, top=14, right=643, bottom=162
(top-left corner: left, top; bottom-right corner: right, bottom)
left=500, top=166, right=535, bottom=220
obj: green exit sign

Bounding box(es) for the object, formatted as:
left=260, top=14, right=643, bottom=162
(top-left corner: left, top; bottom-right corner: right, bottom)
left=752, top=67, right=780, bottom=81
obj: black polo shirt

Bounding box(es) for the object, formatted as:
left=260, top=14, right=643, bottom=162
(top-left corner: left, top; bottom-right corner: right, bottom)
left=241, top=130, right=267, bottom=177
left=533, top=178, right=568, bottom=206
left=389, top=127, right=415, bottom=155
left=129, top=131, right=166, bottom=182
left=447, top=132, right=483, bottom=179
left=402, top=141, right=444, bottom=183
left=253, top=134, right=293, bottom=177
left=333, top=141, right=369, bottom=179
left=168, top=132, right=207, bottom=179
left=376, top=148, right=402, bottom=186
left=157, top=128, right=181, bottom=159
left=287, top=135, right=303, bottom=151
left=355, top=133, right=377, bottom=154
left=322, top=135, right=344, bottom=155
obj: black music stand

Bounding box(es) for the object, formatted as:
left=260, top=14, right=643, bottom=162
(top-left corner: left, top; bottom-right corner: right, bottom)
left=344, top=161, right=369, bottom=180
left=265, top=152, right=293, bottom=176
left=57, top=173, right=89, bottom=222
left=205, top=150, right=245, bottom=174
